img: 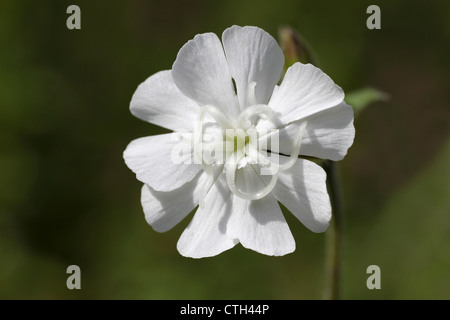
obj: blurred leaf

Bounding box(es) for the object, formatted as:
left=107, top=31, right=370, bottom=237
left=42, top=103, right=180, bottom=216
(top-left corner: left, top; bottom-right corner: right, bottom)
left=345, top=87, right=389, bottom=116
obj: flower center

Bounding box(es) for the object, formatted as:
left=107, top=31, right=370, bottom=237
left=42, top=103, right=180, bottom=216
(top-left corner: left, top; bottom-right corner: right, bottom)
left=225, top=129, right=249, bottom=155
left=194, top=82, right=307, bottom=205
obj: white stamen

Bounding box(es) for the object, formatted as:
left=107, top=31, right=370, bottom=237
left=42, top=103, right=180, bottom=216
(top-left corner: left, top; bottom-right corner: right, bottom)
left=257, top=121, right=307, bottom=175
left=199, top=105, right=234, bottom=129
left=237, top=104, right=273, bottom=129
left=247, top=81, right=257, bottom=107
left=193, top=98, right=308, bottom=203
left=195, top=106, right=233, bottom=207
left=278, top=121, right=307, bottom=172
left=225, top=151, right=279, bottom=201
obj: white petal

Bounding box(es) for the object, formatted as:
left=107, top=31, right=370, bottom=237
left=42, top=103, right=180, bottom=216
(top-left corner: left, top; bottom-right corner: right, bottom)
left=141, top=171, right=209, bottom=232
left=273, top=158, right=331, bottom=233
left=130, top=70, right=199, bottom=131
left=222, top=25, right=285, bottom=108
left=269, top=62, right=345, bottom=124
left=177, top=176, right=238, bottom=258
left=227, top=165, right=296, bottom=256
left=259, top=102, right=355, bottom=161
left=172, top=32, right=240, bottom=119
left=123, top=133, right=201, bottom=192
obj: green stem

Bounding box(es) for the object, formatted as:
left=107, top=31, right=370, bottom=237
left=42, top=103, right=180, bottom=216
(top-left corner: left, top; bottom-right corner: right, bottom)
left=278, top=26, right=344, bottom=299
left=323, top=160, right=343, bottom=300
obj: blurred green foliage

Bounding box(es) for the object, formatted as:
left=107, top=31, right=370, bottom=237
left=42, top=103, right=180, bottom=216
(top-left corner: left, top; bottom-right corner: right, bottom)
left=345, top=87, right=389, bottom=117
left=0, top=0, right=449, bottom=299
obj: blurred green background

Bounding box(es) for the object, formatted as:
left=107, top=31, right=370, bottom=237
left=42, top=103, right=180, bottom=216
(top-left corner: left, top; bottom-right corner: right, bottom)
left=0, top=0, right=449, bottom=299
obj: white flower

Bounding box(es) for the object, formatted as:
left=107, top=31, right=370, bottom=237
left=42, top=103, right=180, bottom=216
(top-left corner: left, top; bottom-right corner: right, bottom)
left=123, top=26, right=355, bottom=258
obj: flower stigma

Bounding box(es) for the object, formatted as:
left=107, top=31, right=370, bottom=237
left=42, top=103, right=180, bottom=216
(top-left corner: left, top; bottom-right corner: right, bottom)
left=193, top=82, right=307, bottom=205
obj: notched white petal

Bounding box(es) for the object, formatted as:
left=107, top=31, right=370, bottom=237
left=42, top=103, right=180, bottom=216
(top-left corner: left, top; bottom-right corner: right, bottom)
left=222, top=25, right=285, bottom=109
left=177, top=176, right=238, bottom=258
left=264, top=102, right=355, bottom=161
left=227, top=170, right=296, bottom=256
left=123, top=133, right=201, bottom=192
left=130, top=70, right=199, bottom=131
left=172, top=32, right=240, bottom=119
left=141, top=171, right=209, bottom=233
left=269, top=62, right=345, bottom=125
left=273, top=158, right=331, bottom=233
